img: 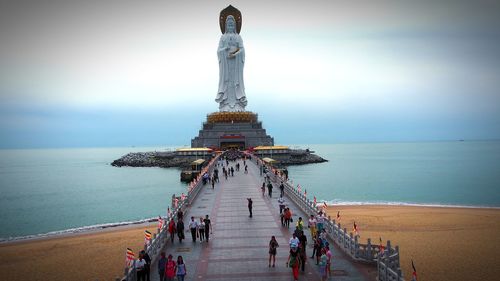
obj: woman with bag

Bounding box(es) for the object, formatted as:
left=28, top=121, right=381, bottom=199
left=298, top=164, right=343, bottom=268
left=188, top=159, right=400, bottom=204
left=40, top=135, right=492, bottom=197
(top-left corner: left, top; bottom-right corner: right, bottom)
left=286, top=247, right=301, bottom=281
left=268, top=236, right=279, bottom=267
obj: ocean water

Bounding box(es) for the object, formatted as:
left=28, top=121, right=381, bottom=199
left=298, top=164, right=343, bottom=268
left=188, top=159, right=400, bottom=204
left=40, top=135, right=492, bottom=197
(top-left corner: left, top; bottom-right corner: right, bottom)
left=286, top=141, right=500, bottom=207
left=0, top=147, right=187, bottom=240
left=0, top=141, right=499, bottom=240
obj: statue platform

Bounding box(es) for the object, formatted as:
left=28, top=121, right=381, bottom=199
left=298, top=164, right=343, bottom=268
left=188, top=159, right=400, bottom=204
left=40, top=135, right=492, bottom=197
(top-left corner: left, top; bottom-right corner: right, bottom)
left=191, top=111, right=274, bottom=150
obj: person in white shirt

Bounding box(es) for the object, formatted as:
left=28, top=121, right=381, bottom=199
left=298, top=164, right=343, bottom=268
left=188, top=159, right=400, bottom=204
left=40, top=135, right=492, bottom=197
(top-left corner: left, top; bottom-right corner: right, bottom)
left=188, top=216, right=198, bottom=242
left=289, top=233, right=300, bottom=249
left=135, top=253, right=146, bottom=281
left=198, top=217, right=206, bottom=241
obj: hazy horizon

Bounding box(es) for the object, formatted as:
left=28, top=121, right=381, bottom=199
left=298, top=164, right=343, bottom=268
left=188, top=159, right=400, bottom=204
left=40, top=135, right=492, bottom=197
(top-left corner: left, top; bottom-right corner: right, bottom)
left=1, top=0, right=499, bottom=148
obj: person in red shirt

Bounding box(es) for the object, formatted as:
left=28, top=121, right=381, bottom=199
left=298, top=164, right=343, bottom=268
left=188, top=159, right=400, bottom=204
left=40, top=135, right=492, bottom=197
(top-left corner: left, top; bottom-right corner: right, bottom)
left=168, top=218, right=176, bottom=244
left=164, top=254, right=177, bottom=281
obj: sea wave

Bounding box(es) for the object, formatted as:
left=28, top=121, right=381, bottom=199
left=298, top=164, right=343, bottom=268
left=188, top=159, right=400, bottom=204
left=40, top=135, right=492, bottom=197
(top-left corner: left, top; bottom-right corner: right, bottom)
left=0, top=217, right=160, bottom=243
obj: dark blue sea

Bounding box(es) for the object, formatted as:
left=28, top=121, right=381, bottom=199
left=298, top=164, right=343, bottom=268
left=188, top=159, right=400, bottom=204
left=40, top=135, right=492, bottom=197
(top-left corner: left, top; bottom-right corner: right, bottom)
left=1, top=141, right=499, bottom=240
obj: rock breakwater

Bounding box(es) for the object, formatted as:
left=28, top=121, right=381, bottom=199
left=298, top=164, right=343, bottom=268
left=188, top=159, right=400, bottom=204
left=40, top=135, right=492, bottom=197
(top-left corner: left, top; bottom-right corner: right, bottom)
left=111, top=149, right=327, bottom=168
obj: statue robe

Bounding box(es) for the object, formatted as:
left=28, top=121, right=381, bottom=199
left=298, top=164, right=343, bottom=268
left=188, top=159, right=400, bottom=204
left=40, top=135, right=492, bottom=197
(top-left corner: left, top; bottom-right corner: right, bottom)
left=215, top=32, right=247, bottom=112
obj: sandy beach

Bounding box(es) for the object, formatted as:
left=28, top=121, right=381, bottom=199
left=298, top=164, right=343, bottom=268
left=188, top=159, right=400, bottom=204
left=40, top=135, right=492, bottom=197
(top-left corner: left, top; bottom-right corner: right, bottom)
left=1, top=206, right=499, bottom=281
left=0, top=223, right=158, bottom=281
left=326, top=205, right=500, bottom=281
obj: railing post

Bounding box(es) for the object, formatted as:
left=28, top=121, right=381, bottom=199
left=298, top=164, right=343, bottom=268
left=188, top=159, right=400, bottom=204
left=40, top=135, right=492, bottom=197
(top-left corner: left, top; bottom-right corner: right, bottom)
left=377, top=253, right=381, bottom=281
left=395, top=245, right=400, bottom=268
left=354, top=234, right=359, bottom=258
left=367, top=238, right=372, bottom=260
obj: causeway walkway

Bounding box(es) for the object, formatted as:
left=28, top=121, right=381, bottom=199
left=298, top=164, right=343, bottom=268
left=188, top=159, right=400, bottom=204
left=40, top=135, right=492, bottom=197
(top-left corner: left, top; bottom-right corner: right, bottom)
left=150, top=158, right=374, bottom=281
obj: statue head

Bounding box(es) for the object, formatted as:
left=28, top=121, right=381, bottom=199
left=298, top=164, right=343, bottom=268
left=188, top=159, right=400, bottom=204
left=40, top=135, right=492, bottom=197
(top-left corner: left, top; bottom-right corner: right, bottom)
left=225, top=15, right=236, bottom=34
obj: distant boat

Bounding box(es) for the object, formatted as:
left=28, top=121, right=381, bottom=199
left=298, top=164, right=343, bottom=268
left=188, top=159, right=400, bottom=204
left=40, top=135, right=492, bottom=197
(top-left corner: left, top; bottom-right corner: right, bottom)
left=459, top=139, right=465, bottom=142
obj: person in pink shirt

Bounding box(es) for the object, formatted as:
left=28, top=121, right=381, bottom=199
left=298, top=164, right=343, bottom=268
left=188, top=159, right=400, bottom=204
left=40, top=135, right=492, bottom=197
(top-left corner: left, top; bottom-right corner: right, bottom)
left=326, top=245, right=332, bottom=277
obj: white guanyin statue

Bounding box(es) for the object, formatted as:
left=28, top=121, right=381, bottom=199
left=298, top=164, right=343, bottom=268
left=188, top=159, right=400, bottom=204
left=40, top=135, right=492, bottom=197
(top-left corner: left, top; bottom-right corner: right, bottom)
left=215, top=15, right=247, bottom=112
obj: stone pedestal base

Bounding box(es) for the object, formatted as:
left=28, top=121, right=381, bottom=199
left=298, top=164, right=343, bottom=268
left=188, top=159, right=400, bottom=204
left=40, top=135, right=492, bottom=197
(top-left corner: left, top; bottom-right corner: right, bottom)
left=191, top=112, right=274, bottom=149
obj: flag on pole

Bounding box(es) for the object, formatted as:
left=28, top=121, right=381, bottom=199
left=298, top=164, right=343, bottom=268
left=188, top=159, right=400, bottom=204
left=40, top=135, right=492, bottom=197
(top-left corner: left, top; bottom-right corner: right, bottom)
left=167, top=207, right=171, bottom=218
left=379, top=237, right=385, bottom=254
left=144, top=230, right=152, bottom=244
left=313, top=196, right=317, bottom=206
left=353, top=221, right=359, bottom=236
left=126, top=248, right=135, bottom=267
left=323, top=201, right=328, bottom=209
left=297, top=184, right=301, bottom=193
left=174, top=198, right=179, bottom=208
left=304, top=189, right=307, bottom=197
left=158, top=216, right=163, bottom=230
left=181, top=193, right=186, bottom=201
left=411, top=260, right=418, bottom=281
left=336, top=211, right=341, bottom=222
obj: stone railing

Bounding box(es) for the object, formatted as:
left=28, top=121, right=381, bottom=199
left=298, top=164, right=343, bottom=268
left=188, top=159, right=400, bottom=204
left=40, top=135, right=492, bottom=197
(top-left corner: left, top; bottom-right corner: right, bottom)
left=120, top=154, right=221, bottom=281
left=252, top=155, right=404, bottom=281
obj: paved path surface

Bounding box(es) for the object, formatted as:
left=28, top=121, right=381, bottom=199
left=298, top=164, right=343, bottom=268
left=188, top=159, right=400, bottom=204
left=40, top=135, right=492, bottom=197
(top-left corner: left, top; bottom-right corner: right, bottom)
left=150, top=159, right=374, bottom=281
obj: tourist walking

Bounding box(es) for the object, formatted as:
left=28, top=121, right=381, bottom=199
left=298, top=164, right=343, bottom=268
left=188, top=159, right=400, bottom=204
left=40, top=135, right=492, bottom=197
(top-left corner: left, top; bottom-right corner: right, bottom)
left=289, top=233, right=299, bottom=249
left=316, top=211, right=325, bottom=233
left=189, top=216, right=198, bottom=242
left=204, top=215, right=212, bottom=241
left=299, top=231, right=307, bottom=272
left=244, top=165, right=248, bottom=173
left=247, top=198, right=253, bottom=217
left=267, top=182, right=273, bottom=197
left=135, top=252, right=146, bottom=281
left=198, top=217, right=205, bottom=242
left=326, top=245, right=332, bottom=277
left=319, top=248, right=328, bottom=281
left=261, top=182, right=266, bottom=196
left=268, top=235, right=279, bottom=267
left=296, top=217, right=304, bottom=231
left=176, top=218, right=185, bottom=243
left=278, top=196, right=285, bottom=214
left=140, top=250, right=151, bottom=281
left=158, top=252, right=167, bottom=281
left=308, top=214, right=317, bottom=239
left=279, top=181, right=285, bottom=197
left=164, top=254, right=176, bottom=281
left=168, top=218, right=176, bottom=244
left=284, top=208, right=292, bottom=228
left=286, top=248, right=302, bottom=281
left=314, top=238, right=323, bottom=265
left=176, top=256, right=187, bottom=281
left=211, top=177, right=215, bottom=189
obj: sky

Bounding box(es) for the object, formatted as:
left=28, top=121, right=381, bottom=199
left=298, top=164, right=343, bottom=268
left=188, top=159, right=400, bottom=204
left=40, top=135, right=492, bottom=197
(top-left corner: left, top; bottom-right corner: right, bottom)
left=1, top=0, right=499, bottom=148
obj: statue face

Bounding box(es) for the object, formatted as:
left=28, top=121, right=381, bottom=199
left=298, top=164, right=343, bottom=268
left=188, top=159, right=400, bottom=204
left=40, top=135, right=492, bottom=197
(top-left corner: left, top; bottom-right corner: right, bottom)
left=226, top=16, right=236, bottom=33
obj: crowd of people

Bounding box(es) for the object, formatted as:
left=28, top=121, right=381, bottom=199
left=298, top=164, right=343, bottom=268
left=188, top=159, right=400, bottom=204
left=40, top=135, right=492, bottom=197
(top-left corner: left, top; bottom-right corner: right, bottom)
left=135, top=153, right=333, bottom=281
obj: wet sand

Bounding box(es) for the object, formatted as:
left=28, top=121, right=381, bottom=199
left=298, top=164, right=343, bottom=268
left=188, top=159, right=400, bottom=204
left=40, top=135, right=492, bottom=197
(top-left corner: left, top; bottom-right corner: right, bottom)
left=325, top=205, right=500, bottom=281
left=0, top=223, right=158, bottom=281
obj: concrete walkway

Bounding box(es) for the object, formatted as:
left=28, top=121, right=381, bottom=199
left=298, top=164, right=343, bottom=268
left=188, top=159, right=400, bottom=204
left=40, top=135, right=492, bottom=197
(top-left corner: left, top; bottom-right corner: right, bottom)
left=150, top=158, right=373, bottom=281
